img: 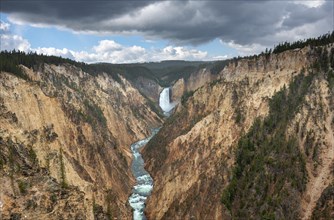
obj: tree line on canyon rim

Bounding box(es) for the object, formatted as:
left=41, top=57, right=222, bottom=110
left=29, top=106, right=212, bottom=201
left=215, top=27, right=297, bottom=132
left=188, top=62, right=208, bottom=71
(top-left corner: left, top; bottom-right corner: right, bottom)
left=0, top=50, right=202, bottom=87
left=1, top=31, right=333, bottom=87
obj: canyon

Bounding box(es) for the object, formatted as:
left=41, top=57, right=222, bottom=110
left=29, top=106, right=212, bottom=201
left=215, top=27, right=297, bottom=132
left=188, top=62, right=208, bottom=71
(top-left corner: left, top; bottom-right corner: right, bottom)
left=1, top=41, right=334, bottom=220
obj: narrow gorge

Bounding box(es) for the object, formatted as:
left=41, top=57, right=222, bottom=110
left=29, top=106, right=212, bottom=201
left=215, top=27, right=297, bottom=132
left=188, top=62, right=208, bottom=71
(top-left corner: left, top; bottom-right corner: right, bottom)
left=1, top=35, right=334, bottom=220
left=129, top=87, right=175, bottom=220
left=128, top=128, right=159, bottom=220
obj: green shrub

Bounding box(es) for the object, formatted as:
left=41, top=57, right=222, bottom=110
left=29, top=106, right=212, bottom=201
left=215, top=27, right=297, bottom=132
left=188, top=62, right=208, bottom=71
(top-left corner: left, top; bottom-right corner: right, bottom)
left=311, top=184, right=334, bottom=219
left=28, top=146, right=37, bottom=165
left=181, top=90, right=194, bottom=105
left=235, top=108, right=243, bottom=124
left=327, top=69, right=334, bottom=90
left=18, top=180, right=29, bottom=195
left=50, top=193, right=57, bottom=203
left=59, top=148, right=68, bottom=189
left=83, top=99, right=107, bottom=127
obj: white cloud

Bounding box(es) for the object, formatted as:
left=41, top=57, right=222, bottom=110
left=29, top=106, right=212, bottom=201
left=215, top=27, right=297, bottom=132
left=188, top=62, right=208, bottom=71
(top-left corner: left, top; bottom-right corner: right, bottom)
left=0, top=20, right=31, bottom=52
left=72, top=44, right=147, bottom=63
left=211, top=55, right=230, bottom=61
left=292, top=0, right=325, bottom=8
left=0, top=26, right=210, bottom=63
left=92, top=40, right=122, bottom=53
left=221, top=40, right=266, bottom=56
left=74, top=43, right=207, bottom=63
left=0, top=21, right=10, bottom=32
left=0, top=20, right=227, bottom=63
left=0, top=33, right=209, bottom=63
left=157, top=46, right=207, bottom=60
left=34, top=47, right=75, bottom=60
left=0, top=34, right=31, bottom=52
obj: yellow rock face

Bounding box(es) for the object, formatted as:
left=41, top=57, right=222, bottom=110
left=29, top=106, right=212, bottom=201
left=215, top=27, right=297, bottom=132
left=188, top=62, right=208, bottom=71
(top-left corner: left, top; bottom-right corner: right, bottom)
left=0, top=63, right=162, bottom=219
left=144, top=45, right=334, bottom=219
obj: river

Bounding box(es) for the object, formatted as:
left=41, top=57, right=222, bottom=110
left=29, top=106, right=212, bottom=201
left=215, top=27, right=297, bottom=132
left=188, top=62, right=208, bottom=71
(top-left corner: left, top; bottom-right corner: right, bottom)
left=128, top=128, right=160, bottom=220
left=128, top=87, right=174, bottom=219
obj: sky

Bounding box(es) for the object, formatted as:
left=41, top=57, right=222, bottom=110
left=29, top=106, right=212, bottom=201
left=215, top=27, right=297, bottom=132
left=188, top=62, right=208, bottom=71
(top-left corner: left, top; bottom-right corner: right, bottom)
left=0, top=0, right=333, bottom=63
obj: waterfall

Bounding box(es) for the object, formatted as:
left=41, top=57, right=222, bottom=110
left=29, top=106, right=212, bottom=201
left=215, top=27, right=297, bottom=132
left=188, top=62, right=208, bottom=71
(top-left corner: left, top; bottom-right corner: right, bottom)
left=159, top=88, right=176, bottom=114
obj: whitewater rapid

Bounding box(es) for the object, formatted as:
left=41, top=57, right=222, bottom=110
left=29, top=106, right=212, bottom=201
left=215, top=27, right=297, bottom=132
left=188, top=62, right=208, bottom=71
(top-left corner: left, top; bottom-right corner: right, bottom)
left=128, top=128, right=159, bottom=220
left=129, top=87, right=176, bottom=219
left=159, top=87, right=176, bottom=115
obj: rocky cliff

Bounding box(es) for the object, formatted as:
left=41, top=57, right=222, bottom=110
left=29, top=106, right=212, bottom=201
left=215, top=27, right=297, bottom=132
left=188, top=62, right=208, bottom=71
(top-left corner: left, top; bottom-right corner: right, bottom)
left=0, top=63, right=162, bottom=219
left=143, top=45, right=334, bottom=219
left=171, top=68, right=218, bottom=103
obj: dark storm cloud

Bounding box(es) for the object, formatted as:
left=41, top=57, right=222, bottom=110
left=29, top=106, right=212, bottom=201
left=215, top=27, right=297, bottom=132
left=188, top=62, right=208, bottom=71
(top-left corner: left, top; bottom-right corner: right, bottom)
left=1, top=0, right=155, bottom=32
left=282, top=1, right=332, bottom=28
left=1, top=0, right=153, bottom=20
left=1, top=0, right=333, bottom=46
left=201, top=1, right=288, bottom=44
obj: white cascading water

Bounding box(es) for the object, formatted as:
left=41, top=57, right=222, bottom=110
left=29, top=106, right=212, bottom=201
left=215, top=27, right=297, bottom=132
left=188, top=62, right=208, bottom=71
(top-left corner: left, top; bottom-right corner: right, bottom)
left=128, top=128, right=159, bottom=220
left=159, top=87, right=176, bottom=114
left=128, top=88, right=175, bottom=220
